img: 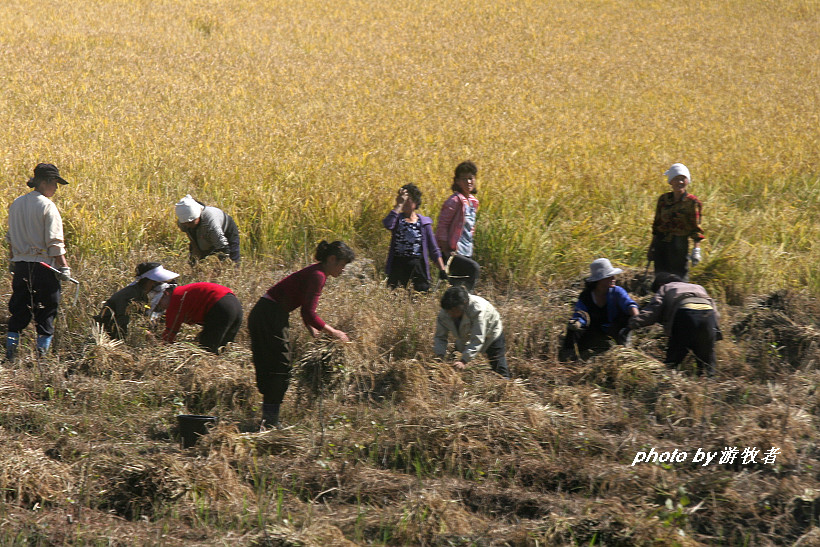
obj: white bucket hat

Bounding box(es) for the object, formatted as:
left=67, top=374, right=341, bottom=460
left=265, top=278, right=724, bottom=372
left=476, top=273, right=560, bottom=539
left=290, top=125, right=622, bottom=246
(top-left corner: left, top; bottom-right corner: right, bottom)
left=175, top=194, right=204, bottom=223
left=138, top=265, right=179, bottom=283
left=587, top=258, right=623, bottom=282
left=664, top=163, right=691, bottom=183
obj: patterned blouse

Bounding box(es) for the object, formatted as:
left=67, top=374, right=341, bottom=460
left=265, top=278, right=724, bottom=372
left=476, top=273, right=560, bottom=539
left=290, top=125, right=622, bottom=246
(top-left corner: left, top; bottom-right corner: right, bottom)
left=652, top=192, right=704, bottom=242
left=394, top=218, right=423, bottom=257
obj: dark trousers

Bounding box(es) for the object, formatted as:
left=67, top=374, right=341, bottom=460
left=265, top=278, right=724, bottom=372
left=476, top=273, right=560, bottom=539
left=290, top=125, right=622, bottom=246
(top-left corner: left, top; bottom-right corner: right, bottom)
left=667, top=308, right=717, bottom=376
left=248, top=298, right=291, bottom=404
left=199, top=293, right=243, bottom=353
left=8, top=262, right=62, bottom=337
left=561, top=327, right=612, bottom=361
left=654, top=235, right=689, bottom=281
left=486, top=332, right=510, bottom=378
left=227, top=233, right=241, bottom=264
left=560, top=316, right=631, bottom=361
left=225, top=214, right=241, bottom=264
left=448, top=255, right=480, bottom=291
left=388, top=255, right=430, bottom=292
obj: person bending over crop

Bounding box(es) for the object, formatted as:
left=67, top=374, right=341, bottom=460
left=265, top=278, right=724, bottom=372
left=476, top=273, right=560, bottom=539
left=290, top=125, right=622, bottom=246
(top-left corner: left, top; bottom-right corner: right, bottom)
left=155, top=282, right=243, bottom=354
left=560, top=258, right=639, bottom=362
left=383, top=183, right=446, bottom=292
left=436, top=161, right=481, bottom=291
left=434, top=286, right=510, bottom=378
left=647, top=163, right=704, bottom=281
left=6, top=163, right=73, bottom=360
left=248, top=240, right=355, bottom=428
left=629, top=273, right=721, bottom=376
left=94, top=262, right=179, bottom=340
left=175, top=194, right=241, bottom=266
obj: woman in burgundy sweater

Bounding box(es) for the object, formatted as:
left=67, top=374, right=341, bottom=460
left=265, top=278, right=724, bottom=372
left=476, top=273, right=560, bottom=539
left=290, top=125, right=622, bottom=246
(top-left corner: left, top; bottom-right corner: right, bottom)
left=158, top=282, right=243, bottom=354
left=248, top=240, right=355, bottom=427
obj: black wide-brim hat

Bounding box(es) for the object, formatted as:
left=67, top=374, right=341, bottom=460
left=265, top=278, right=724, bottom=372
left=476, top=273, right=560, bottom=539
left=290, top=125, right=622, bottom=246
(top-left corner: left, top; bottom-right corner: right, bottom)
left=27, top=163, right=68, bottom=187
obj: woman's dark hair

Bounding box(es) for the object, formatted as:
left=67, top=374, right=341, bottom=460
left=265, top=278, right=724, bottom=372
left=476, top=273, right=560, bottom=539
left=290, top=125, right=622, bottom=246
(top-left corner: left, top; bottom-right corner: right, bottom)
left=440, top=286, right=470, bottom=310
left=135, top=262, right=162, bottom=289
left=401, top=183, right=423, bottom=208
left=135, top=262, right=162, bottom=277
left=315, top=240, right=355, bottom=264
left=451, top=160, right=478, bottom=194
left=652, top=273, right=682, bottom=292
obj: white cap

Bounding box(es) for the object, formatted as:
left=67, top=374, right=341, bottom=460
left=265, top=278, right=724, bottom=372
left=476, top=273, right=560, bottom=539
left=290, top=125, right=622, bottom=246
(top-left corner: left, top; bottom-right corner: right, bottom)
left=175, top=194, right=204, bottom=223
left=138, top=265, right=179, bottom=283
left=664, top=163, right=691, bottom=183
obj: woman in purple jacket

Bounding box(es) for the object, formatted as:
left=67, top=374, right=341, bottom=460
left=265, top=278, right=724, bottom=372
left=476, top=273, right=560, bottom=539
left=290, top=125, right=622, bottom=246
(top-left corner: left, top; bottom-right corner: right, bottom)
left=383, top=183, right=446, bottom=292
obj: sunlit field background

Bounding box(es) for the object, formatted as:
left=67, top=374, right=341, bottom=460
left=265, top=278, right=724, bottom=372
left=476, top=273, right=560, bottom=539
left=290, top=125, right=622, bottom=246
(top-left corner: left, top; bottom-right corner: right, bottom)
left=1, top=1, right=820, bottom=544
left=1, top=0, right=818, bottom=290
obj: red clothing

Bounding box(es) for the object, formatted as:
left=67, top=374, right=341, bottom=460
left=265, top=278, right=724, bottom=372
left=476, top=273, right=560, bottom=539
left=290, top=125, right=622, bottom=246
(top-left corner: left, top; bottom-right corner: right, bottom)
left=163, top=282, right=234, bottom=342
left=652, top=192, right=704, bottom=242
left=264, top=263, right=327, bottom=330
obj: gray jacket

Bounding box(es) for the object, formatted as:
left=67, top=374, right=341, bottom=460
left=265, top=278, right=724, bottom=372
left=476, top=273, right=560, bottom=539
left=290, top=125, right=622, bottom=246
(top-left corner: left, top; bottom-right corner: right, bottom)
left=180, top=206, right=233, bottom=257
left=434, top=295, right=503, bottom=363
left=629, top=281, right=719, bottom=335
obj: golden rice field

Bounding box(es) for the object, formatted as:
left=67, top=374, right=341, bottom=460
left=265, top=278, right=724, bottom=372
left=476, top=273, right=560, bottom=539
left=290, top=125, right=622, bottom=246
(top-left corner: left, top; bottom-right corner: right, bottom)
left=1, top=0, right=818, bottom=290
left=1, top=1, right=820, bottom=545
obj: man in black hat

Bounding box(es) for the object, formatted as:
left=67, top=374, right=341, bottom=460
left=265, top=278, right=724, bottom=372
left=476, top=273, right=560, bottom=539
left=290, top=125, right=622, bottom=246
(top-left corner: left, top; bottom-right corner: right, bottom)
left=5, top=163, right=73, bottom=360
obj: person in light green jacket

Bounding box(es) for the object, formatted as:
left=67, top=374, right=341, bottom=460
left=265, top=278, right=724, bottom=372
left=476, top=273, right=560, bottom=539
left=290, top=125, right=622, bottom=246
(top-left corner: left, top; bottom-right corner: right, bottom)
left=433, top=286, right=509, bottom=378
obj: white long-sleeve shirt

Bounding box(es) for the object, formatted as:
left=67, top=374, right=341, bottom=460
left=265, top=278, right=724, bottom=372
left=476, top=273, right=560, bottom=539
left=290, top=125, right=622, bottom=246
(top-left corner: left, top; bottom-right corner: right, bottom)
left=434, top=295, right=503, bottom=363
left=6, top=190, right=66, bottom=265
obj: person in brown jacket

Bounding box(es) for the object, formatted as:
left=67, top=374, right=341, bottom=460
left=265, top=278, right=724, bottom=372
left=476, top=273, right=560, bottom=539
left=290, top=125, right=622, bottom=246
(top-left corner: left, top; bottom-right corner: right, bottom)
left=628, top=273, right=721, bottom=376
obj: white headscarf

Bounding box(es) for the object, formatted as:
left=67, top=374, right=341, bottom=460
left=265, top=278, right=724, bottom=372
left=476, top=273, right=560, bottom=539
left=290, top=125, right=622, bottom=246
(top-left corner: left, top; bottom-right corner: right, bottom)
left=148, top=283, right=174, bottom=321
left=175, top=194, right=204, bottom=223
left=664, top=163, right=691, bottom=183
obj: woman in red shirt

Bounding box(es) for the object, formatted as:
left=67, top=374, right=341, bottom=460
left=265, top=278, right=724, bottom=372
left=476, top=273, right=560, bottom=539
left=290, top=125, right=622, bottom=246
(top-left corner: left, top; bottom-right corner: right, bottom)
left=158, top=282, right=243, bottom=353
left=248, top=240, right=355, bottom=427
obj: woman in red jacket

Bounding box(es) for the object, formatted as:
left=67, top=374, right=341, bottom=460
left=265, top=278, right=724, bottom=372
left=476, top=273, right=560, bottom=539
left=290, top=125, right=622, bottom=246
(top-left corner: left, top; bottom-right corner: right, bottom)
left=248, top=240, right=355, bottom=428
left=436, top=161, right=481, bottom=291
left=157, top=282, right=243, bottom=354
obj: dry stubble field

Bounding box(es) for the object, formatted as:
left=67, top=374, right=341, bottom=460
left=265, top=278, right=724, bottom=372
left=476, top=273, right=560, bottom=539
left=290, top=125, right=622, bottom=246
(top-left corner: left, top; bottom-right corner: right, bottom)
left=0, top=0, right=819, bottom=545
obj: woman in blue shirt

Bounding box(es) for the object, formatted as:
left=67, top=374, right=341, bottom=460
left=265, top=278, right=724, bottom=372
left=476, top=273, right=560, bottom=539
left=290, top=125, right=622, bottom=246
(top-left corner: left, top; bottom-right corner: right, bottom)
left=560, top=258, right=639, bottom=361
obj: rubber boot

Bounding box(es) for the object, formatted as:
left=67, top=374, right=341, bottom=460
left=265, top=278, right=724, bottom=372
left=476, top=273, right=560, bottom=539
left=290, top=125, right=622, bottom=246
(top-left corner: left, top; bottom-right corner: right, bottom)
left=262, top=403, right=280, bottom=429
left=5, top=332, right=20, bottom=362
left=36, top=335, right=53, bottom=357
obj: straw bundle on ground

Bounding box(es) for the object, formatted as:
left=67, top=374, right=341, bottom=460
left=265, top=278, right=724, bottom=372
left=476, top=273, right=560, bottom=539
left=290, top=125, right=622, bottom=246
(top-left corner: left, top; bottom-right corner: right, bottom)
left=0, top=444, right=73, bottom=506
